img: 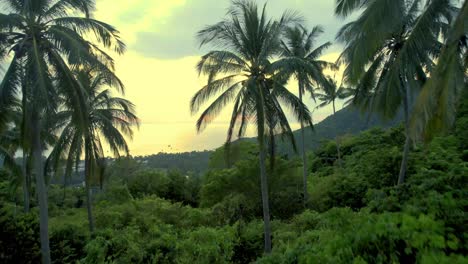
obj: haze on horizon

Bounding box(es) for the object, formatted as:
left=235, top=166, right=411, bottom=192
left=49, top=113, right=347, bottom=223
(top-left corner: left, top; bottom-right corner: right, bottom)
left=94, top=0, right=348, bottom=156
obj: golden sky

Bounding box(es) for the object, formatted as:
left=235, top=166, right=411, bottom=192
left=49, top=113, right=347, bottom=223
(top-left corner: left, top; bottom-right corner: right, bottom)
left=94, top=0, right=347, bottom=156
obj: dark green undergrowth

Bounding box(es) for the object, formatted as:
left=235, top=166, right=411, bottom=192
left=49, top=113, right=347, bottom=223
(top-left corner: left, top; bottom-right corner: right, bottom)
left=1, top=112, right=467, bottom=263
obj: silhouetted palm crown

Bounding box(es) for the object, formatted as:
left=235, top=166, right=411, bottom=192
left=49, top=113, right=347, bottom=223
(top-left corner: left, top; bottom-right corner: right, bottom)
left=336, top=0, right=456, bottom=117
left=48, top=69, right=139, bottom=185
left=0, top=0, right=125, bottom=119
left=278, top=25, right=333, bottom=99
left=191, top=1, right=313, bottom=148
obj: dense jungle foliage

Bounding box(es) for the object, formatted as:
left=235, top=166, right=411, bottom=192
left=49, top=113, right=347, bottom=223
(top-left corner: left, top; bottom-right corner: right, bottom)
left=1, top=94, right=466, bottom=263
left=1, top=0, right=466, bottom=263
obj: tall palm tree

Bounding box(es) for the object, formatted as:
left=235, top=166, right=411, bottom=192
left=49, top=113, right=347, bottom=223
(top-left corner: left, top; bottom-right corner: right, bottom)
left=277, top=25, right=332, bottom=205
left=335, top=0, right=456, bottom=184
left=316, top=76, right=353, bottom=166
left=411, top=0, right=467, bottom=140
left=0, top=106, right=23, bottom=207
left=191, top=0, right=313, bottom=253
left=47, top=68, right=139, bottom=233
left=0, top=101, right=28, bottom=211
left=0, top=1, right=125, bottom=262
left=0, top=99, right=57, bottom=213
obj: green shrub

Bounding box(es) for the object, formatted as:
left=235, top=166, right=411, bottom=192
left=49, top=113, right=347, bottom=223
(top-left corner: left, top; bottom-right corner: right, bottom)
left=175, top=226, right=236, bottom=264
left=127, top=169, right=170, bottom=198
left=0, top=207, right=41, bottom=263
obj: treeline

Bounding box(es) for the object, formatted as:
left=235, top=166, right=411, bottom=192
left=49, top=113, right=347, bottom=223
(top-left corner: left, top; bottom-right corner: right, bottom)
left=0, top=97, right=466, bottom=262
left=133, top=151, right=212, bottom=174
left=0, top=0, right=466, bottom=262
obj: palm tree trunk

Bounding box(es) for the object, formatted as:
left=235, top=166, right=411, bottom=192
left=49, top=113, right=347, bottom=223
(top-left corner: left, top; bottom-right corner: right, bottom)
left=62, top=173, right=67, bottom=207
left=31, top=115, right=51, bottom=264
left=258, top=135, right=272, bottom=254
left=333, top=101, right=342, bottom=167
left=398, top=75, right=411, bottom=185
left=85, top=150, right=95, bottom=233
left=20, top=67, right=30, bottom=213
left=22, top=153, right=30, bottom=213
left=298, top=83, right=308, bottom=206
left=257, top=84, right=272, bottom=254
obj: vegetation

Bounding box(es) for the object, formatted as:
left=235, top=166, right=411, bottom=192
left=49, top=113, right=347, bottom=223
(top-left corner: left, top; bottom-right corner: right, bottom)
left=0, top=0, right=131, bottom=262
left=0, top=0, right=466, bottom=263
left=0, top=103, right=467, bottom=262
left=191, top=1, right=314, bottom=253
left=278, top=24, right=332, bottom=204
left=315, top=75, right=354, bottom=166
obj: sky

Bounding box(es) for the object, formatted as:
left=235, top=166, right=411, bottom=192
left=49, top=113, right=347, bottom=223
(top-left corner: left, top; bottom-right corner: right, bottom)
left=93, top=0, right=349, bottom=156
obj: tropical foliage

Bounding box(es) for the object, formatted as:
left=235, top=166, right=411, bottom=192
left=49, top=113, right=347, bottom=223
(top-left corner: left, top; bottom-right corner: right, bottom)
left=0, top=0, right=466, bottom=263
left=0, top=99, right=467, bottom=262
left=191, top=0, right=314, bottom=253
left=335, top=0, right=464, bottom=184
left=0, top=0, right=134, bottom=262
left=278, top=24, right=333, bottom=203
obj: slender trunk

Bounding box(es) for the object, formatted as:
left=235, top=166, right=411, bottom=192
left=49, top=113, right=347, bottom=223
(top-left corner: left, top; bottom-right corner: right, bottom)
left=32, top=115, right=51, bottom=264
left=13, top=197, right=17, bottom=217
left=62, top=173, right=67, bottom=207
left=22, top=153, right=30, bottom=213
left=398, top=75, right=411, bottom=185
left=298, top=84, right=308, bottom=206
left=257, top=82, right=271, bottom=254
left=258, top=136, right=272, bottom=254
left=333, top=100, right=342, bottom=167
left=20, top=65, right=30, bottom=213
left=85, top=150, right=95, bottom=233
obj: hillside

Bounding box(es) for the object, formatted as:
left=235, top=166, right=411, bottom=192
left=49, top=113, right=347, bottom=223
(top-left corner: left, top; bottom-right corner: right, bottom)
left=248, top=105, right=404, bottom=156
left=131, top=106, right=403, bottom=173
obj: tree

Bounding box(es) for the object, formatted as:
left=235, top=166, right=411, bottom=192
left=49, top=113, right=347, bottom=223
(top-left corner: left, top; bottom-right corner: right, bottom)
left=278, top=25, right=332, bottom=204
left=411, top=0, right=467, bottom=141
left=0, top=1, right=125, bottom=262
left=315, top=76, right=353, bottom=166
left=47, top=68, right=139, bottom=233
left=335, top=0, right=456, bottom=184
left=0, top=102, right=29, bottom=212
left=0, top=116, right=23, bottom=208
left=191, top=0, right=313, bottom=253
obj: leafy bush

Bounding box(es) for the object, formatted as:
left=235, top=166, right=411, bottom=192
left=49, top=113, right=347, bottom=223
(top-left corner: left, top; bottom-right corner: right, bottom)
left=0, top=206, right=41, bottom=263
left=127, top=169, right=170, bottom=198
left=176, top=226, right=236, bottom=263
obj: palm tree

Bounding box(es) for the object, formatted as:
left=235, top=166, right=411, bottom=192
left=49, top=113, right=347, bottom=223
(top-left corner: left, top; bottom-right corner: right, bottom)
left=335, top=0, right=456, bottom=184
left=316, top=76, right=353, bottom=166
left=277, top=25, right=332, bottom=205
left=0, top=101, right=28, bottom=211
left=0, top=107, right=23, bottom=208
left=411, top=0, right=467, bottom=140
left=0, top=1, right=125, bottom=262
left=191, top=0, right=313, bottom=253
left=47, top=68, right=139, bottom=233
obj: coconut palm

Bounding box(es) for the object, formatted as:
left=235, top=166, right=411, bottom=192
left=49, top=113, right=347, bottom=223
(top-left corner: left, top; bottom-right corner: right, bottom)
left=0, top=108, right=23, bottom=206
left=277, top=25, right=332, bottom=205
left=0, top=98, right=57, bottom=213
left=316, top=76, right=353, bottom=166
left=335, top=0, right=456, bottom=184
left=411, top=0, right=467, bottom=140
left=191, top=0, right=313, bottom=253
left=0, top=1, right=125, bottom=262
left=47, top=68, right=139, bottom=233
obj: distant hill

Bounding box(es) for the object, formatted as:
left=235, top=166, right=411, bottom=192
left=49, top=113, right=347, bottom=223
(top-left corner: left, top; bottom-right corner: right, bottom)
left=241, top=105, right=404, bottom=157
left=134, top=151, right=212, bottom=173
left=128, top=106, right=403, bottom=172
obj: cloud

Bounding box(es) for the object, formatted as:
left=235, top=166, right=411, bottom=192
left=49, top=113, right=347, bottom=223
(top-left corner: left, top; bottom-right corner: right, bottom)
left=129, top=0, right=227, bottom=59
left=116, top=0, right=346, bottom=59
left=132, top=31, right=198, bottom=60
left=90, top=1, right=350, bottom=154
